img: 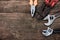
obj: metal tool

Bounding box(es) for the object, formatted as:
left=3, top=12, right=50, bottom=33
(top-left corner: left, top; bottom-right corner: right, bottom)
left=42, top=27, right=53, bottom=36
left=29, top=0, right=37, bottom=17
left=42, top=27, right=60, bottom=36
left=43, top=13, right=60, bottom=26
left=31, top=5, right=35, bottom=17
left=43, top=15, right=56, bottom=26
left=42, top=13, right=60, bottom=36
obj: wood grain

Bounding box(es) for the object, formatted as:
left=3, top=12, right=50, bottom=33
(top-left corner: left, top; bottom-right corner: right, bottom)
left=0, top=0, right=59, bottom=40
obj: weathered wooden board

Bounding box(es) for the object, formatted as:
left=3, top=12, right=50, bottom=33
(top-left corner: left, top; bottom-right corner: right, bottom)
left=0, top=0, right=60, bottom=40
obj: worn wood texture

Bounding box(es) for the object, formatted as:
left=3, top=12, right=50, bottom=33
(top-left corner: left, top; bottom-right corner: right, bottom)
left=0, top=0, right=60, bottom=40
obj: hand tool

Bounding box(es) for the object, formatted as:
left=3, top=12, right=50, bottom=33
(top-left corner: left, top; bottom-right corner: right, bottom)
left=42, top=11, right=60, bottom=36
left=43, top=13, right=60, bottom=26
left=42, top=27, right=53, bottom=36
left=42, top=27, right=60, bottom=36
left=43, top=15, right=56, bottom=26
left=29, top=0, right=37, bottom=17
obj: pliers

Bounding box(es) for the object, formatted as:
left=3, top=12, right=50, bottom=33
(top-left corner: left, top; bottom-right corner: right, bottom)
left=29, top=0, right=37, bottom=17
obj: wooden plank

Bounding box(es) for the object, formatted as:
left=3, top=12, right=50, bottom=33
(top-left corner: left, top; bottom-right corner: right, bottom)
left=0, top=0, right=29, bottom=1
left=0, top=1, right=60, bottom=13
left=0, top=1, right=30, bottom=13
left=0, top=13, right=60, bottom=40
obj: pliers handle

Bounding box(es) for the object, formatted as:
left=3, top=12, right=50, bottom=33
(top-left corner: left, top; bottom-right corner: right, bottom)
left=29, top=0, right=37, bottom=6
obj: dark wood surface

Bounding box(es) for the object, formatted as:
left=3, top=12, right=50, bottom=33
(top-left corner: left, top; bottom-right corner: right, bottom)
left=0, top=0, right=60, bottom=40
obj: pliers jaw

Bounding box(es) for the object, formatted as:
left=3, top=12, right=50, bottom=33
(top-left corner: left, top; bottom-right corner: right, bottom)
left=30, top=0, right=37, bottom=17
left=31, top=5, right=35, bottom=17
